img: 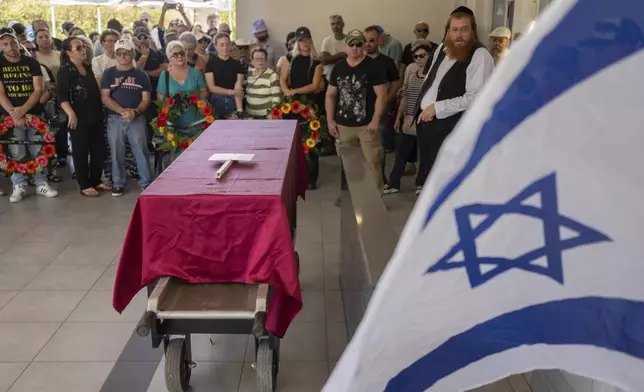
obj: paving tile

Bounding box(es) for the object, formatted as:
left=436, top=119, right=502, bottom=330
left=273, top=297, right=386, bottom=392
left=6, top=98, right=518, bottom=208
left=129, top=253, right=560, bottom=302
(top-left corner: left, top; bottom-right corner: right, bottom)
left=50, top=241, right=120, bottom=266
left=0, top=363, right=28, bottom=392
left=26, top=224, right=83, bottom=243
left=279, top=321, right=327, bottom=361
left=295, top=225, right=323, bottom=245
left=35, top=322, right=135, bottom=362
left=325, top=290, right=345, bottom=322
left=25, top=264, right=106, bottom=291
left=68, top=290, right=145, bottom=323
left=92, top=264, right=118, bottom=291
left=239, top=361, right=329, bottom=392
left=0, top=264, right=45, bottom=291
left=469, top=378, right=515, bottom=392
left=190, top=333, right=249, bottom=362
left=100, top=362, right=160, bottom=392
left=0, top=323, right=61, bottom=362
left=294, top=290, right=326, bottom=324
left=0, top=291, right=86, bottom=322
left=1, top=240, right=70, bottom=265
left=0, top=291, right=18, bottom=311
left=8, top=362, right=114, bottom=392
left=507, top=374, right=533, bottom=392
left=146, top=361, right=243, bottom=392
left=327, top=322, right=348, bottom=361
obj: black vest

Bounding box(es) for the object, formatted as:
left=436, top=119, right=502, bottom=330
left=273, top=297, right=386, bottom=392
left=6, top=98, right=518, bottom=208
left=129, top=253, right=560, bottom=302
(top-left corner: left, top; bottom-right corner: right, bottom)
left=414, top=42, right=483, bottom=126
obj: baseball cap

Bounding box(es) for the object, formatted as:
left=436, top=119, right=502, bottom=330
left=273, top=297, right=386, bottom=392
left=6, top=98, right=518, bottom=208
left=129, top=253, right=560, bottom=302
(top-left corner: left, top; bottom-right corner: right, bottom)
left=133, top=27, right=150, bottom=40
left=0, top=27, right=17, bottom=39
left=114, top=38, right=135, bottom=52
left=164, top=28, right=179, bottom=38
left=489, top=26, right=512, bottom=39
left=345, top=29, right=365, bottom=44
left=295, top=26, right=311, bottom=40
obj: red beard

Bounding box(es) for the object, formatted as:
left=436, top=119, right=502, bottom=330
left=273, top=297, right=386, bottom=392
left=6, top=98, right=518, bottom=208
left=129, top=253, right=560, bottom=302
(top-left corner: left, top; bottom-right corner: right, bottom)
left=444, top=37, right=474, bottom=62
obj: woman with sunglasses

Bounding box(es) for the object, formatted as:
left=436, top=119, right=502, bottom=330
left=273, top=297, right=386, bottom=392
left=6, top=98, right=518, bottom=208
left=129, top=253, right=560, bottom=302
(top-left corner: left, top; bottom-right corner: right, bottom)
left=384, top=43, right=432, bottom=196
left=157, top=41, right=207, bottom=157
left=58, top=37, right=107, bottom=197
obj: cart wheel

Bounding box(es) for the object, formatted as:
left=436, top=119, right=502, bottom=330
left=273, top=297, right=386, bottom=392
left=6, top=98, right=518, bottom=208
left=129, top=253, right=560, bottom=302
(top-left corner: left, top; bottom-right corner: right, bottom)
left=165, top=338, right=191, bottom=392
left=256, top=339, right=279, bottom=392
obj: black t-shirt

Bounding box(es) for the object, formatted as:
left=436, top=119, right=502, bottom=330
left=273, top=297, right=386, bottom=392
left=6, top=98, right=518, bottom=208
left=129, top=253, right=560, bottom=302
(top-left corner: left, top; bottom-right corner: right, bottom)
left=135, top=49, right=167, bottom=92
left=205, top=56, right=245, bottom=90
left=0, top=54, right=43, bottom=115
left=373, top=53, right=400, bottom=83
left=329, top=56, right=387, bottom=127
left=57, top=63, right=103, bottom=122
left=286, top=54, right=321, bottom=89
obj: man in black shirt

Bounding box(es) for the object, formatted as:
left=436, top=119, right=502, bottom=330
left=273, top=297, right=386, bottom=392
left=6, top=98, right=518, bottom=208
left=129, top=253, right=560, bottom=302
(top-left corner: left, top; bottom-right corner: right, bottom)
left=205, top=32, right=245, bottom=118
left=0, top=27, right=58, bottom=202
left=365, top=26, right=401, bottom=181
left=326, top=29, right=387, bottom=191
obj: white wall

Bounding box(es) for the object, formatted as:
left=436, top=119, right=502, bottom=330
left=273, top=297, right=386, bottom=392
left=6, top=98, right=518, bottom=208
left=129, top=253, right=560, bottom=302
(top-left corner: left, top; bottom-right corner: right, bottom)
left=236, top=0, right=466, bottom=60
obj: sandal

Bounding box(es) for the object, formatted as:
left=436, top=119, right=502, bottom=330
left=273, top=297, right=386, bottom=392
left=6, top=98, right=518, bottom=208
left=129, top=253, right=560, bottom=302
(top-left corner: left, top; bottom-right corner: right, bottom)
left=80, top=187, right=100, bottom=197
left=47, top=173, right=62, bottom=183
left=95, top=183, right=112, bottom=192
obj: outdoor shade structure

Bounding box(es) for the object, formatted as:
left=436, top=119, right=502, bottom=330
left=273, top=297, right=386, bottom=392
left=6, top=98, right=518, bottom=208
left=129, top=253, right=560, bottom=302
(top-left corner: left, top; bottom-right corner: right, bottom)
left=49, top=0, right=231, bottom=9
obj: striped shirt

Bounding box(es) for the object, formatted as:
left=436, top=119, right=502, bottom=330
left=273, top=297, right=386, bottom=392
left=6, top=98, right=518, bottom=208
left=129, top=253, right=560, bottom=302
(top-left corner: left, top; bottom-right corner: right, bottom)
left=245, top=68, right=282, bottom=118
left=403, top=63, right=425, bottom=116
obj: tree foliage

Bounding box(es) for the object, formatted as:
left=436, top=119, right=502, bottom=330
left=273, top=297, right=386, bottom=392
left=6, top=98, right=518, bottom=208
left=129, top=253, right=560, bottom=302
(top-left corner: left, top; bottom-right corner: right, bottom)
left=0, top=0, right=232, bottom=37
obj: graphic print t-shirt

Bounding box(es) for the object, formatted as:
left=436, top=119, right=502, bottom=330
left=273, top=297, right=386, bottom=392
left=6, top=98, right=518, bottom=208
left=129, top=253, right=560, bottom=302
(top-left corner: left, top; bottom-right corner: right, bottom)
left=100, top=67, right=152, bottom=115
left=0, top=55, right=43, bottom=115
left=329, top=56, right=387, bottom=127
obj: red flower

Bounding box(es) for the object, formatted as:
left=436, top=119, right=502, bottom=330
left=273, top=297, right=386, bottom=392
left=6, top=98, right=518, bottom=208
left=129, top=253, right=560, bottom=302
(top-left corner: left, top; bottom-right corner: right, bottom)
left=270, top=107, right=282, bottom=119
left=158, top=112, right=168, bottom=121
left=178, top=142, right=189, bottom=149
left=3, top=116, right=14, bottom=128
left=0, top=154, right=6, bottom=163
left=42, top=145, right=56, bottom=158
left=291, top=101, right=302, bottom=113
left=5, top=161, right=17, bottom=173
left=167, top=97, right=175, bottom=107
left=157, top=119, right=166, bottom=127
left=17, top=163, right=27, bottom=174
left=36, top=123, right=47, bottom=134
left=310, top=131, right=319, bottom=140
left=35, top=155, right=48, bottom=167
left=202, top=106, right=213, bottom=116
left=190, top=94, right=199, bottom=104
left=28, top=116, right=39, bottom=127
left=0, top=124, right=6, bottom=134
left=26, top=161, right=37, bottom=174
left=301, top=107, right=311, bottom=118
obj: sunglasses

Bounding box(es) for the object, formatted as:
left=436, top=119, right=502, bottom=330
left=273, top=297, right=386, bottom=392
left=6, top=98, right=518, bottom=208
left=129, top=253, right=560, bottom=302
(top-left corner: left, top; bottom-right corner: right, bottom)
left=141, top=18, right=149, bottom=23
left=72, top=45, right=85, bottom=52
left=171, top=51, right=186, bottom=59
left=413, top=53, right=427, bottom=59
left=137, top=33, right=150, bottom=41
left=416, top=28, right=429, bottom=33
left=347, top=41, right=363, bottom=48
left=115, top=50, right=131, bottom=57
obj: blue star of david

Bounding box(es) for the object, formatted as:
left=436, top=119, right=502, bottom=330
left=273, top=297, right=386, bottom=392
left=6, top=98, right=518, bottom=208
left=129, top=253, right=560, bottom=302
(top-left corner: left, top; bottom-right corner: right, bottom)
left=426, top=173, right=611, bottom=288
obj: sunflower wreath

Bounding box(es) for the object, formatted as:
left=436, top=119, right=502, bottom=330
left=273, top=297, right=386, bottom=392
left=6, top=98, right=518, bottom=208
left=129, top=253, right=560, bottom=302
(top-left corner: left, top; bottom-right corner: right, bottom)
left=150, top=93, right=215, bottom=152
left=269, top=99, right=326, bottom=154
left=0, top=114, right=56, bottom=175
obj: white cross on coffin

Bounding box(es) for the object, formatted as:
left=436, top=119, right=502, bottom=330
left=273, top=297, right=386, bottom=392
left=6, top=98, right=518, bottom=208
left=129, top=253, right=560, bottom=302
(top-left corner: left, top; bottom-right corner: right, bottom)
left=208, top=153, right=255, bottom=179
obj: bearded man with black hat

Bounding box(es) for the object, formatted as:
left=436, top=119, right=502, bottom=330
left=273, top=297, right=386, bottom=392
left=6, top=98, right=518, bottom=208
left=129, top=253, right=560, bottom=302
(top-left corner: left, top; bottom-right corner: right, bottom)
left=413, top=6, right=494, bottom=195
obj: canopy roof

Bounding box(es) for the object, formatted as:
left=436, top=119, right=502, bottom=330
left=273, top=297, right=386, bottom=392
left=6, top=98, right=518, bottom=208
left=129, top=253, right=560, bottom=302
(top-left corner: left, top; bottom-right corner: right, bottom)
left=49, top=0, right=231, bottom=10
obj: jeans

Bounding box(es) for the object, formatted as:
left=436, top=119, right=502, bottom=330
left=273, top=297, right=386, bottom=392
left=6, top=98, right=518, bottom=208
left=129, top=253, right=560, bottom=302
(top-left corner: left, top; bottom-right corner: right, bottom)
left=55, top=123, right=69, bottom=160
left=387, top=132, right=419, bottom=189
left=416, top=120, right=452, bottom=187
left=379, top=109, right=396, bottom=184
left=106, top=115, right=152, bottom=189
left=210, top=95, right=237, bottom=119
left=9, top=126, right=47, bottom=187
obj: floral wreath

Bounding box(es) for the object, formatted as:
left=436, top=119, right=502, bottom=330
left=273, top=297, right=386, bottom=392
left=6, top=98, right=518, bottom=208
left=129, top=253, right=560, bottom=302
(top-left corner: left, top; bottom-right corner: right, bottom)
left=270, top=100, right=323, bottom=154
left=0, top=114, right=56, bottom=175
left=151, top=93, right=215, bottom=152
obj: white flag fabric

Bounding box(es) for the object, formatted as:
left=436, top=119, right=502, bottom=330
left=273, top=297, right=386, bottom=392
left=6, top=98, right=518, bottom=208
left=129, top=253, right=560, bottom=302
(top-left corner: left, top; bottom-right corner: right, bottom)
left=323, top=0, right=644, bottom=391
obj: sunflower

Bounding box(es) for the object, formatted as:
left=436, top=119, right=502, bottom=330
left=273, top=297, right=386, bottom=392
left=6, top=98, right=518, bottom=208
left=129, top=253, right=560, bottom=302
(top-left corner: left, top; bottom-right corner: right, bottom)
left=280, top=103, right=292, bottom=114
left=309, top=120, right=321, bottom=131
left=206, top=115, right=215, bottom=124
left=167, top=132, right=174, bottom=141
left=306, top=138, right=316, bottom=148
left=158, top=126, right=165, bottom=133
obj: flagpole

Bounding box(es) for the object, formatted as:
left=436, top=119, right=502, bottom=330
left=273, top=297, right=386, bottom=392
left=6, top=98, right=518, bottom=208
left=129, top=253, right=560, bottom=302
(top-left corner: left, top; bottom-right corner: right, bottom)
left=50, top=0, right=57, bottom=38
left=97, top=7, right=102, bottom=32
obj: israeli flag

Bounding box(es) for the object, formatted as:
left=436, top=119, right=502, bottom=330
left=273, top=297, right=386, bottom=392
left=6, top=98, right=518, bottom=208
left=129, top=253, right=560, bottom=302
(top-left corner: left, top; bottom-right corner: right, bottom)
left=323, top=0, right=644, bottom=391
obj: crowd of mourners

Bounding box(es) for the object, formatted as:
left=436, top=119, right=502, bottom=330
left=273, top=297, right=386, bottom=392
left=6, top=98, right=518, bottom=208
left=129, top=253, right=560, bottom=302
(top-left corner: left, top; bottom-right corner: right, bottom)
left=0, top=4, right=516, bottom=202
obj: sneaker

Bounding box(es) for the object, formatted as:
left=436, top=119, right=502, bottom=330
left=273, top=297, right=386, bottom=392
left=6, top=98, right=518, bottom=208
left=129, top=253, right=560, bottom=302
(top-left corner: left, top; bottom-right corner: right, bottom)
left=415, top=186, right=422, bottom=196
left=9, top=185, right=28, bottom=203
left=112, top=187, right=125, bottom=197
left=36, top=183, right=59, bottom=198
left=0, top=188, right=5, bottom=196
left=383, top=184, right=400, bottom=195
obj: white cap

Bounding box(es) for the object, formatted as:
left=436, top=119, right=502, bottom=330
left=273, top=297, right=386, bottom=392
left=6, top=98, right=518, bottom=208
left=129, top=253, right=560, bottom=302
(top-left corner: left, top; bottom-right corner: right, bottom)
left=8, top=21, right=20, bottom=28
left=489, top=26, right=512, bottom=39
left=234, top=38, right=252, bottom=47
left=114, top=38, right=135, bottom=52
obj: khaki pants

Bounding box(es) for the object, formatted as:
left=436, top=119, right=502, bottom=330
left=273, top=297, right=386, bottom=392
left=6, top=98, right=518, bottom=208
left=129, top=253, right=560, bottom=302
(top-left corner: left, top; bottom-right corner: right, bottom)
left=337, top=125, right=383, bottom=190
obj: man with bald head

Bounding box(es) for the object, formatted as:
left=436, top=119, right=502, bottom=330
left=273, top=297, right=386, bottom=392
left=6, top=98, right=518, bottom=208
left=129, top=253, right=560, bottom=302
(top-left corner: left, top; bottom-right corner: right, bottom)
left=402, top=22, right=438, bottom=68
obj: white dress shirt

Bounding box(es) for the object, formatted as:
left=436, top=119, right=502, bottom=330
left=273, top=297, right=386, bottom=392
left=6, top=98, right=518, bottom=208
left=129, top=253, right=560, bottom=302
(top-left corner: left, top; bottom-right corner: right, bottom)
left=420, top=43, right=494, bottom=119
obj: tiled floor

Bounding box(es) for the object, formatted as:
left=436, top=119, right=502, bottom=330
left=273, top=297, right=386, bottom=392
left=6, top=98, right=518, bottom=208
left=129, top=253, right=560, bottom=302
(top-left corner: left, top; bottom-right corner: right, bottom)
left=0, top=155, right=531, bottom=392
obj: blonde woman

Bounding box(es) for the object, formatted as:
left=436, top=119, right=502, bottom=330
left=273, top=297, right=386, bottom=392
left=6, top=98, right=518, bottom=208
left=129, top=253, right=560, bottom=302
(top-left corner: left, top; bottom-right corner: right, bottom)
left=279, top=26, right=323, bottom=103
